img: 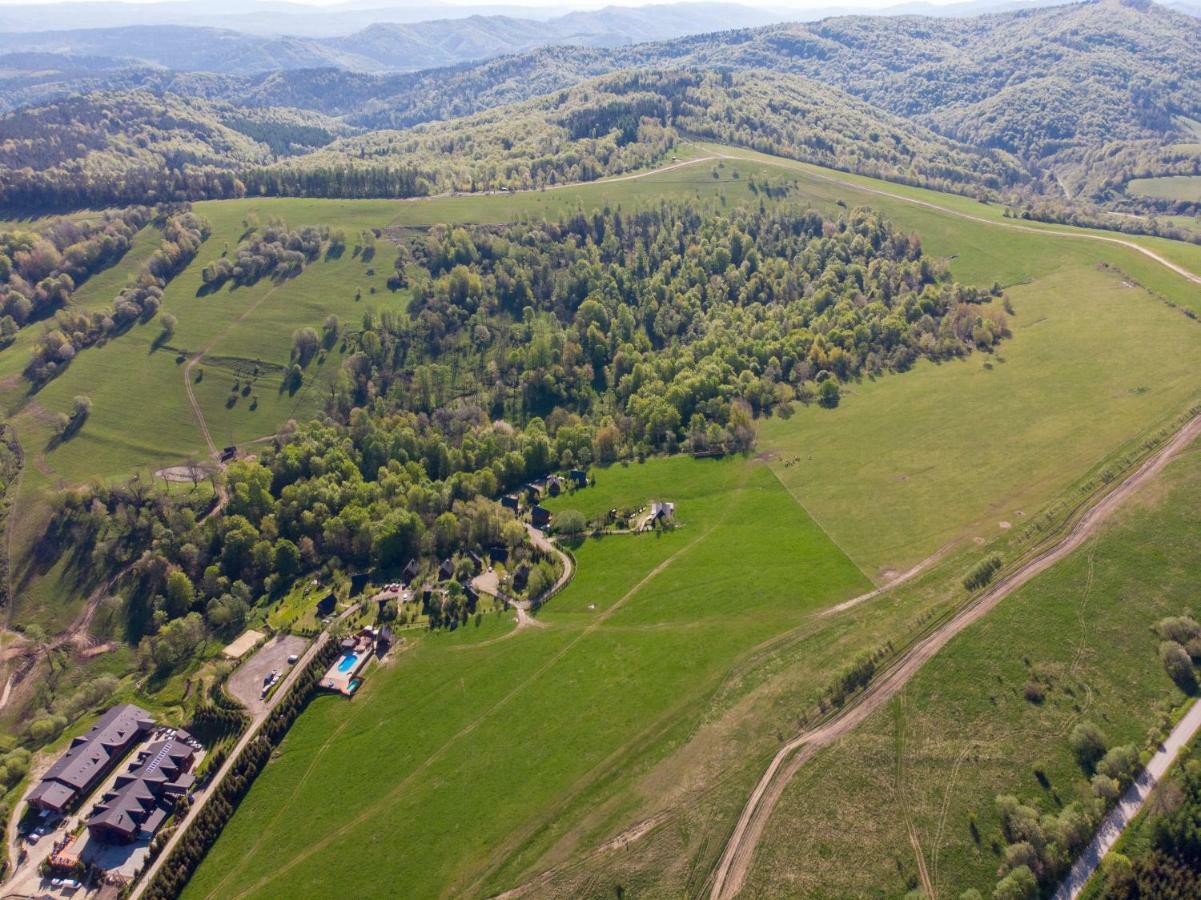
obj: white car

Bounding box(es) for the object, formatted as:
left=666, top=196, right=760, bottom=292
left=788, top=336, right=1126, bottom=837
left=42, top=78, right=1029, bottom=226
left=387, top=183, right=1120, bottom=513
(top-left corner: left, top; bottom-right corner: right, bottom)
left=287, top=654, right=299, bottom=664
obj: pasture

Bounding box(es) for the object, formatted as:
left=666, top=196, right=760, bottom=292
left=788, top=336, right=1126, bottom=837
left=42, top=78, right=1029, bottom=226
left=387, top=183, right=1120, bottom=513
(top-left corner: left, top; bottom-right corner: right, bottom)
left=179, top=455, right=870, bottom=899
left=1126, top=174, right=1201, bottom=202
left=741, top=427, right=1201, bottom=898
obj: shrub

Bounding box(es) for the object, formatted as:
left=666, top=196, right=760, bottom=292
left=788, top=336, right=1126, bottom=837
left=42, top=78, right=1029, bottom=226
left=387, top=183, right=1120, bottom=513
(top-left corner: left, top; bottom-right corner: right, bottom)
left=1069, top=721, right=1108, bottom=772
left=993, top=864, right=1037, bottom=899
left=964, top=554, right=1002, bottom=591
left=1160, top=640, right=1197, bottom=693
left=1155, top=616, right=1201, bottom=645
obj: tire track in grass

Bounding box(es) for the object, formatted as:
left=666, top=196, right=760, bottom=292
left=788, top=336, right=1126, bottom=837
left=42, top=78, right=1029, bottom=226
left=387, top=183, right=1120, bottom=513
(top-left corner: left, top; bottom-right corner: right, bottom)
left=229, top=524, right=718, bottom=899
left=183, top=281, right=287, bottom=459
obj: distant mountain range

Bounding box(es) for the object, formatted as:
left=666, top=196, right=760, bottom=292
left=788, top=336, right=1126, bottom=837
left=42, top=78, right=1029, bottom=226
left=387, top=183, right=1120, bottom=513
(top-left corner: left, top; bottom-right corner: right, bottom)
left=0, top=0, right=1083, bottom=37
left=0, top=5, right=788, bottom=74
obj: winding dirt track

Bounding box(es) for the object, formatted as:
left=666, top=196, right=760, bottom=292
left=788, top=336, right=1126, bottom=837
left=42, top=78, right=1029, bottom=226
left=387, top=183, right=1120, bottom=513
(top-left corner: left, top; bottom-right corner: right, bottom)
left=710, top=147, right=1201, bottom=289
left=710, top=413, right=1201, bottom=900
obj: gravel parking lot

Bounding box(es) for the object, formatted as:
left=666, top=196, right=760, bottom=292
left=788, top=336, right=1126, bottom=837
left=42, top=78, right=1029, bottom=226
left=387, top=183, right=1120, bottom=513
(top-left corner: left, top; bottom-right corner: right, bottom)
left=227, top=634, right=309, bottom=715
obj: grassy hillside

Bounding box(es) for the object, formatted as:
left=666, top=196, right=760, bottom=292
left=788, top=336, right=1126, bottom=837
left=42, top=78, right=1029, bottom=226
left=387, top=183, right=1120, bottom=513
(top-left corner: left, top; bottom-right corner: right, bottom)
left=179, top=455, right=869, bottom=899
left=742, top=419, right=1201, bottom=898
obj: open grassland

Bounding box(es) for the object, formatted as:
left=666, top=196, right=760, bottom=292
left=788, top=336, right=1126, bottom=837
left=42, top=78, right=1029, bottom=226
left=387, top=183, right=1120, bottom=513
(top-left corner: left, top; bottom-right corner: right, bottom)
left=740, top=442, right=1201, bottom=898
left=1127, top=175, right=1201, bottom=202
left=758, top=260, right=1201, bottom=577
left=179, top=456, right=871, bottom=900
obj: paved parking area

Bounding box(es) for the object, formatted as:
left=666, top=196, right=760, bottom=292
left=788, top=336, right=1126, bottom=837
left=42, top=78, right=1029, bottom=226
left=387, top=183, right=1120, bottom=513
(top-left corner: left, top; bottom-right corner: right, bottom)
left=227, top=634, right=309, bottom=715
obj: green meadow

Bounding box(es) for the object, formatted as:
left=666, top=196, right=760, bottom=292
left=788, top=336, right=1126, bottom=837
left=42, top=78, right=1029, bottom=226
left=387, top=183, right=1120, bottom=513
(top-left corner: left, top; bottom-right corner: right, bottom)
left=180, top=455, right=870, bottom=899
left=742, top=425, right=1201, bottom=898
left=1127, top=174, right=1201, bottom=202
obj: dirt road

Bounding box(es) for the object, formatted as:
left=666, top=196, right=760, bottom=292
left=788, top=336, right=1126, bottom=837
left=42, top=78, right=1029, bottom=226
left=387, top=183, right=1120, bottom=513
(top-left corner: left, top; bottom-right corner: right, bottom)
left=709, top=413, right=1201, bottom=900
left=525, top=523, right=574, bottom=599
left=712, top=147, right=1201, bottom=289
left=1053, top=696, right=1201, bottom=899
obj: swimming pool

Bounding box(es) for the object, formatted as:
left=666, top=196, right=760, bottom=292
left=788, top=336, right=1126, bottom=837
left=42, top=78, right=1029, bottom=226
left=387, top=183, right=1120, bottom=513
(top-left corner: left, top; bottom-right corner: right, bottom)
left=336, top=652, right=359, bottom=673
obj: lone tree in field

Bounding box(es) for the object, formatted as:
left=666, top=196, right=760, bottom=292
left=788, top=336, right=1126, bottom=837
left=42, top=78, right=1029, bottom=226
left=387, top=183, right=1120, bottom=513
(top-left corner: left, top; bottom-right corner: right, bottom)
left=1160, top=640, right=1197, bottom=693
left=555, top=509, right=586, bottom=536
left=1069, top=721, right=1108, bottom=772
left=160, top=312, right=177, bottom=337
left=291, top=327, right=320, bottom=366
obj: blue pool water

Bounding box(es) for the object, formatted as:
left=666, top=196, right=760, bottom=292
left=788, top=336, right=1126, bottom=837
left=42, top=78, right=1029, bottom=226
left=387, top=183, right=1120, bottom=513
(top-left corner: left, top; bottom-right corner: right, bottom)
left=336, top=652, right=358, bottom=673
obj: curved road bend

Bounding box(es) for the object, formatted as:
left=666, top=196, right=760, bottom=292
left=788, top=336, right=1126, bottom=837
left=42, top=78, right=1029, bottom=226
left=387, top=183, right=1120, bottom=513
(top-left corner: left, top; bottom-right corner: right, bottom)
left=710, top=413, right=1201, bottom=900
left=1053, top=697, right=1201, bottom=900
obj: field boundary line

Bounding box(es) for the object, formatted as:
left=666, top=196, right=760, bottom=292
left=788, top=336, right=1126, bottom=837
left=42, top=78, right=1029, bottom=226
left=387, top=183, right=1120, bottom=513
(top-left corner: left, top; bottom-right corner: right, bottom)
left=762, top=463, right=875, bottom=587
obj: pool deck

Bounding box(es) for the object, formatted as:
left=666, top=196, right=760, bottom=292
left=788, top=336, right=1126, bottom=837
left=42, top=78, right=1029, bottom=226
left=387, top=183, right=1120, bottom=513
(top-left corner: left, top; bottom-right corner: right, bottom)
left=318, top=636, right=374, bottom=695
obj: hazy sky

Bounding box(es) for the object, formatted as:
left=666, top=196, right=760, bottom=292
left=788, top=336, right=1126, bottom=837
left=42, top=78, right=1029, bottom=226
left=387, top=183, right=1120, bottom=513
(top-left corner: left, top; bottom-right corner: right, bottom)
left=0, top=0, right=976, bottom=7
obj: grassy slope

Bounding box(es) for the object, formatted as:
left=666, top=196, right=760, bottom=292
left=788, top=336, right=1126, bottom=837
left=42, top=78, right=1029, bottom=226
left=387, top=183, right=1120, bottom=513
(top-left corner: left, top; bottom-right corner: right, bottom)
left=180, top=456, right=869, bottom=899
left=1127, top=175, right=1201, bottom=202
left=743, top=434, right=1201, bottom=898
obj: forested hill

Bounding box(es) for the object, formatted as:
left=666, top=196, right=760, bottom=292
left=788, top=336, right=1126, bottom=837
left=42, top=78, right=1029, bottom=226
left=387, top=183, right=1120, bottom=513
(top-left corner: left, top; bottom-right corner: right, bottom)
left=316, top=0, right=1199, bottom=182
left=0, top=71, right=1026, bottom=209
left=263, top=70, right=1025, bottom=197
left=1, top=0, right=1197, bottom=212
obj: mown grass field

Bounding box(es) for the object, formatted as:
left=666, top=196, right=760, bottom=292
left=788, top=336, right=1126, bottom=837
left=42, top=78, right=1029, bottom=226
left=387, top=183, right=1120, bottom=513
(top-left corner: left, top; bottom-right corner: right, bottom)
left=180, top=455, right=870, bottom=899
left=1127, top=174, right=1201, bottom=202
left=742, top=442, right=1201, bottom=898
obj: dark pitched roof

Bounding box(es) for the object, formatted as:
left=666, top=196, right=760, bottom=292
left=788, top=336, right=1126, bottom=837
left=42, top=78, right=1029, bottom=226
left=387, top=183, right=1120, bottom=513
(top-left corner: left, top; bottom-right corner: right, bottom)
left=42, top=704, right=153, bottom=791
left=27, top=780, right=74, bottom=811
left=87, top=737, right=196, bottom=841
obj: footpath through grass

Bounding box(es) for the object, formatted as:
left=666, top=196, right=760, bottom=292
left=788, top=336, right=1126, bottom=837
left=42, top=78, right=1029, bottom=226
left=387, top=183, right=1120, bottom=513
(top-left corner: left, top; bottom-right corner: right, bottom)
left=180, top=455, right=869, bottom=900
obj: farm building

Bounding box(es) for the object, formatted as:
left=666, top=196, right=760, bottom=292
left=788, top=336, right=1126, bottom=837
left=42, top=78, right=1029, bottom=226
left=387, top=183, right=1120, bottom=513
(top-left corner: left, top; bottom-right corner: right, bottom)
left=489, top=544, right=509, bottom=564
left=439, top=558, right=455, bottom=581
left=546, top=475, right=563, bottom=497
left=531, top=505, right=551, bottom=529
left=569, top=469, right=588, bottom=488
left=86, top=735, right=197, bottom=844
left=501, top=494, right=520, bottom=512
left=28, top=705, right=155, bottom=814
